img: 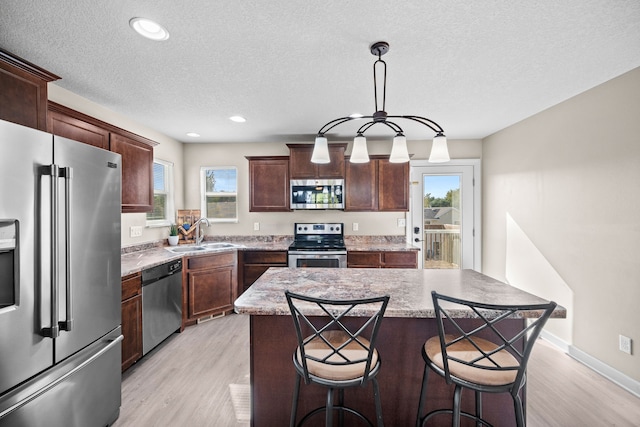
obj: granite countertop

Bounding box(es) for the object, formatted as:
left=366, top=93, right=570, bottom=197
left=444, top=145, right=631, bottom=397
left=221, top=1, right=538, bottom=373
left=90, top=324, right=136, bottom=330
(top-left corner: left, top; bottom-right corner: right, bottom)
left=234, top=268, right=566, bottom=319
left=120, top=236, right=416, bottom=277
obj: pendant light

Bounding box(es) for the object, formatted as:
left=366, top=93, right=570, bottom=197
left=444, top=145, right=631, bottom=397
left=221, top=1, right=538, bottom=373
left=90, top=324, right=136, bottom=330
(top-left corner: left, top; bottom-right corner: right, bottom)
left=312, top=42, right=449, bottom=164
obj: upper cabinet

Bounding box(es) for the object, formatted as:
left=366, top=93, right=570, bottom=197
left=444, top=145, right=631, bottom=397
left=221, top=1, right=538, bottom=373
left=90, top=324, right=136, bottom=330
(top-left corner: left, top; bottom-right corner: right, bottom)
left=110, top=133, right=154, bottom=213
left=48, top=103, right=109, bottom=150
left=378, top=158, right=410, bottom=211
left=287, top=143, right=347, bottom=179
left=345, top=155, right=409, bottom=211
left=47, top=102, right=156, bottom=213
left=247, top=156, right=290, bottom=212
left=0, top=48, right=60, bottom=131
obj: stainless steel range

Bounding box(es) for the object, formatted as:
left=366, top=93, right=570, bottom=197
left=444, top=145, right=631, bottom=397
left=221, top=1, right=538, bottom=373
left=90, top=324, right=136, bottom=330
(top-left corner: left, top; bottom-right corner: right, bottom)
left=288, top=222, right=347, bottom=268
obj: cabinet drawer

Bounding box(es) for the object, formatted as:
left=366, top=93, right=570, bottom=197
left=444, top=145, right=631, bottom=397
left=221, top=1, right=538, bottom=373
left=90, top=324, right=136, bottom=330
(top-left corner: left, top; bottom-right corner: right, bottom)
left=347, top=252, right=382, bottom=267
left=187, top=252, right=236, bottom=270
left=383, top=251, right=418, bottom=268
left=243, top=250, right=287, bottom=264
left=121, top=273, right=141, bottom=301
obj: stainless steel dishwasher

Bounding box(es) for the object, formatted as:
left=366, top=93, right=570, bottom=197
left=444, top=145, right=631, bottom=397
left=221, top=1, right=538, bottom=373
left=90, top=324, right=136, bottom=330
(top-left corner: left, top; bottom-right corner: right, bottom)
left=141, top=259, right=182, bottom=355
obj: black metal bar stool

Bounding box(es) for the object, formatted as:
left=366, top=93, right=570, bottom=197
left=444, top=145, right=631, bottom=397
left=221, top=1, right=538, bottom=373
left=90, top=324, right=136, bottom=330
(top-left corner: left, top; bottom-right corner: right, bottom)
left=416, top=291, right=557, bottom=427
left=285, top=290, right=390, bottom=427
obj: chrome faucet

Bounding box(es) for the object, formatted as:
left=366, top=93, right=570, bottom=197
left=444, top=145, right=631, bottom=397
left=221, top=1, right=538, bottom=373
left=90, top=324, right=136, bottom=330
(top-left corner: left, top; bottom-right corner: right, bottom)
left=194, top=217, right=210, bottom=245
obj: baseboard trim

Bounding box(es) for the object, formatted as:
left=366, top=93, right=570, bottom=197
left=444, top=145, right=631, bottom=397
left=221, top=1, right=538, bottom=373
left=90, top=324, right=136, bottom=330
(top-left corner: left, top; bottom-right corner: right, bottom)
left=540, top=331, right=640, bottom=399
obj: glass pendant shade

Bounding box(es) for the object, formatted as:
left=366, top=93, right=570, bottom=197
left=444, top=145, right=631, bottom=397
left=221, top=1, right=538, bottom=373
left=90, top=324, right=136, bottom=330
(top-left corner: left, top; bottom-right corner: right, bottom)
left=311, top=136, right=330, bottom=164
left=389, top=134, right=410, bottom=163
left=428, top=134, right=450, bottom=163
left=350, top=135, right=369, bottom=163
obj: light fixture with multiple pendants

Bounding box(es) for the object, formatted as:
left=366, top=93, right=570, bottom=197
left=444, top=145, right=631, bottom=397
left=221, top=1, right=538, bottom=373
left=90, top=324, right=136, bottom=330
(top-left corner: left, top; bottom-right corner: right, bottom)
left=311, top=41, right=449, bottom=164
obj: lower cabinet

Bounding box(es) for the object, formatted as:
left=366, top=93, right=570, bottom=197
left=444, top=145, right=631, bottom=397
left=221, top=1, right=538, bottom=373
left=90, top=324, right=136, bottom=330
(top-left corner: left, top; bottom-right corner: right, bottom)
left=238, top=250, right=288, bottom=296
left=347, top=251, right=418, bottom=268
left=184, top=252, right=237, bottom=326
left=121, top=272, right=142, bottom=372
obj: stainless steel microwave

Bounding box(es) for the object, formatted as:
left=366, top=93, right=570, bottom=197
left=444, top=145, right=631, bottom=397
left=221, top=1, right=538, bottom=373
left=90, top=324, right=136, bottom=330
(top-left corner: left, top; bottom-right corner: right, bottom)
left=290, top=179, right=344, bottom=209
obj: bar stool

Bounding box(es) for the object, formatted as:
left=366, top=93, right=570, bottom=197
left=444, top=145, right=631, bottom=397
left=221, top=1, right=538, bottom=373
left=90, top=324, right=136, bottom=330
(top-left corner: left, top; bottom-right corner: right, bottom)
left=285, top=290, right=390, bottom=427
left=416, top=291, right=557, bottom=427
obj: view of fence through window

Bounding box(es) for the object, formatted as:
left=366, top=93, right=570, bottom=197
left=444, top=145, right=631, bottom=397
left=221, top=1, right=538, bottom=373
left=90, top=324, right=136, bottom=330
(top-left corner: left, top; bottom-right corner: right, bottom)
left=423, top=175, right=461, bottom=269
left=203, top=167, right=237, bottom=220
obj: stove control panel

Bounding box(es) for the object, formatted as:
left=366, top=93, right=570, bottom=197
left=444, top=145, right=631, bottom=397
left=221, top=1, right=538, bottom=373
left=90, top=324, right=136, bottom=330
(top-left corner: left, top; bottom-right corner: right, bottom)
left=294, top=222, right=343, bottom=235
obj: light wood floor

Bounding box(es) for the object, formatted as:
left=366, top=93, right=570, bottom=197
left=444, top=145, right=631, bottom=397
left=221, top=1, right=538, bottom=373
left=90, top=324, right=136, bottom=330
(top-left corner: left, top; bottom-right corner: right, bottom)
left=114, top=314, right=640, bottom=427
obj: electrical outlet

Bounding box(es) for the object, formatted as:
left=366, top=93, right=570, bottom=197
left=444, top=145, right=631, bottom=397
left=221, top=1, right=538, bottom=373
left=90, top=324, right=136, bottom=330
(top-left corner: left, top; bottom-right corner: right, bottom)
left=352, top=222, right=359, bottom=231
left=619, top=335, right=632, bottom=355
left=253, top=222, right=260, bottom=231
left=129, top=226, right=143, bottom=238
left=397, top=218, right=406, bottom=227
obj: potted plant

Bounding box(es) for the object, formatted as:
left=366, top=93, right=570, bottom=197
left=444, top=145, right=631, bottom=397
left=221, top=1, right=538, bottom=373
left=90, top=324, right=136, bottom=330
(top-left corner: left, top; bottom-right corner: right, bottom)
left=168, top=224, right=179, bottom=246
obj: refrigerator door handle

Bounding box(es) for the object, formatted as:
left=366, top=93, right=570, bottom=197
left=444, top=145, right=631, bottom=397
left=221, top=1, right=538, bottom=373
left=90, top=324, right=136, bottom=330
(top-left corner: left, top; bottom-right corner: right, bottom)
left=58, top=166, right=73, bottom=332
left=40, top=164, right=60, bottom=339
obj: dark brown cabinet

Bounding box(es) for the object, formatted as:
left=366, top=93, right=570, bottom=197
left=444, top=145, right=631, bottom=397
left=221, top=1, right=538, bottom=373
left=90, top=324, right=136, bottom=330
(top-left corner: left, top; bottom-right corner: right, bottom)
left=110, top=132, right=154, bottom=213
left=47, top=104, right=109, bottom=150
left=121, top=272, right=142, bottom=372
left=247, top=156, right=290, bottom=212
left=184, top=252, right=237, bottom=326
left=47, top=102, right=156, bottom=213
left=288, top=143, right=346, bottom=179
left=238, top=250, right=288, bottom=295
left=345, top=156, right=409, bottom=211
left=347, top=251, right=418, bottom=268
left=0, top=48, right=60, bottom=131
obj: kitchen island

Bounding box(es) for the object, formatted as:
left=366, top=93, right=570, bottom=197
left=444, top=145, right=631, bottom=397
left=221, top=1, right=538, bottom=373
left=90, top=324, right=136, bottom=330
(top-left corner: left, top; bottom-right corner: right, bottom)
left=234, top=268, right=565, bottom=427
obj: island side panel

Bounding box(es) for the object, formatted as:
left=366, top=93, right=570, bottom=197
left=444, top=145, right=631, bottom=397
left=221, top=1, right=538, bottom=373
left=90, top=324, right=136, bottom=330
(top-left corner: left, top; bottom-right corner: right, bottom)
left=250, top=315, right=523, bottom=427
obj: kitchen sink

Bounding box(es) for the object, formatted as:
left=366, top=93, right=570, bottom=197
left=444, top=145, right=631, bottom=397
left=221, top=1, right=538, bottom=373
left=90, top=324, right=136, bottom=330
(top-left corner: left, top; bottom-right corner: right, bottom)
left=165, top=242, right=244, bottom=254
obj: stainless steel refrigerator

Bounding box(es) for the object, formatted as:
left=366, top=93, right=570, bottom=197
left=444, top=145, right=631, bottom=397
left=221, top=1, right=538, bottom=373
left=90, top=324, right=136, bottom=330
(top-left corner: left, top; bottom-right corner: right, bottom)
left=0, top=119, right=122, bottom=426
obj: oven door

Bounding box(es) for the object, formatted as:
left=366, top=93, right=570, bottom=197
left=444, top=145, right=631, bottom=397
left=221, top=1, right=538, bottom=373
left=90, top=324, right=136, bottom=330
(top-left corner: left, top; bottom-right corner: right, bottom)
left=288, top=251, right=347, bottom=268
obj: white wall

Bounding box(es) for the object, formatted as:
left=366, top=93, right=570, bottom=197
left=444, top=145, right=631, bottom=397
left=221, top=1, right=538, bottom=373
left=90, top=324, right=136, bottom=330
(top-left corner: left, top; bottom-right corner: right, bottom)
left=182, top=138, right=482, bottom=237
left=482, top=67, right=640, bottom=382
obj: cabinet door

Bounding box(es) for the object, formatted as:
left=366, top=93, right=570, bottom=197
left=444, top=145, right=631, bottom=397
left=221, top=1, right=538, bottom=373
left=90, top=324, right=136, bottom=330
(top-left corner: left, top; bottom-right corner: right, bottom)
left=187, top=266, right=236, bottom=318
left=345, top=160, right=377, bottom=211
left=48, top=109, right=109, bottom=150
left=383, top=251, right=418, bottom=268
left=378, top=160, right=409, bottom=211
left=288, top=144, right=346, bottom=179
left=0, top=50, right=59, bottom=131
left=288, top=145, right=316, bottom=179
left=121, top=295, right=142, bottom=371
left=248, top=157, right=290, bottom=212
left=347, top=251, right=382, bottom=268
left=111, top=133, right=154, bottom=213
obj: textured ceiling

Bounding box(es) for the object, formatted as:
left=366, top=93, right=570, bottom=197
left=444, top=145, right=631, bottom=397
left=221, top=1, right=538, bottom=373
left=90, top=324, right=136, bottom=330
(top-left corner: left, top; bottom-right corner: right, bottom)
left=1, top=1, right=639, bottom=144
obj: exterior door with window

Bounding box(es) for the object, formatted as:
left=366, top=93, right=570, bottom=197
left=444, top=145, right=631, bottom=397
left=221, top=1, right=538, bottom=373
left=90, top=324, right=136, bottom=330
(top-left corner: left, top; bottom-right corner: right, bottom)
left=409, top=160, right=480, bottom=270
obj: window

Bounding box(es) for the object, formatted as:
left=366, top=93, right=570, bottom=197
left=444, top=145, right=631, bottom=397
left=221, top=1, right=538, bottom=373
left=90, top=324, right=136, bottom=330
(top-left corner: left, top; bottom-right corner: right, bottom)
left=201, top=167, right=238, bottom=222
left=146, top=159, right=174, bottom=226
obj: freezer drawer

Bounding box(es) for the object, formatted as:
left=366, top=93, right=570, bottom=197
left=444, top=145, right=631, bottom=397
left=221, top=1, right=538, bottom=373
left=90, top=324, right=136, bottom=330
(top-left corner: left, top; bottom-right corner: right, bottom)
left=0, top=328, right=123, bottom=427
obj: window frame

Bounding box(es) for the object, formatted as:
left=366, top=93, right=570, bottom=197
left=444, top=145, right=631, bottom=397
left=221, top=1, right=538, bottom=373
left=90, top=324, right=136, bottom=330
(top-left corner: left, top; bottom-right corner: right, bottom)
left=146, top=159, right=175, bottom=227
left=200, top=166, right=239, bottom=223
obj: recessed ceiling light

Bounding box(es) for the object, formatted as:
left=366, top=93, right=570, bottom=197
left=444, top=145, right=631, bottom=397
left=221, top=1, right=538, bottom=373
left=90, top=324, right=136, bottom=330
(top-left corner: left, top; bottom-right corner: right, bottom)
left=349, top=113, right=364, bottom=118
left=129, top=17, right=170, bottom=41
left=229, top=116, right=246, bottom=123
left=186, top=132, right=200, bottom=137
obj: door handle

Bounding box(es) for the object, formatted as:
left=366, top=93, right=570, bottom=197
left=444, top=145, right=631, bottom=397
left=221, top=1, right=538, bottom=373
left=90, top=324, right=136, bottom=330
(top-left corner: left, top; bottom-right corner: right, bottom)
left=41, top=165, right=60, bottom=338
left=59, top=167, right=73, bottom=332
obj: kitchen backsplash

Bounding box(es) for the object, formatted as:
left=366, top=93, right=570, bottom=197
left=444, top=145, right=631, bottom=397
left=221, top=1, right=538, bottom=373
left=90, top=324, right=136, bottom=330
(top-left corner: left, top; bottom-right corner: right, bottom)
left=121, top=235, right=406, bottom=254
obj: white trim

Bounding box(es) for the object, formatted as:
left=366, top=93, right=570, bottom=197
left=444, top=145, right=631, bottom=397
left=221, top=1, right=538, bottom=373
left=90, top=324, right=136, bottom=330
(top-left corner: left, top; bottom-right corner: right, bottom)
left=540, top=330, right=640, bottom=399
left=409, top=159, right=482, bottom=271
left=568, top=345, right=640, bottom=398
left=146, top=158, right=175, bottom=226
left=540, top=330, right=570, bottom=353
left=200, top=166, right=239, bottom=222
